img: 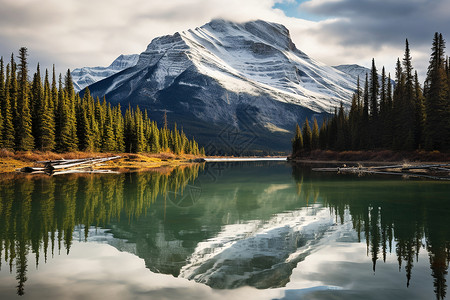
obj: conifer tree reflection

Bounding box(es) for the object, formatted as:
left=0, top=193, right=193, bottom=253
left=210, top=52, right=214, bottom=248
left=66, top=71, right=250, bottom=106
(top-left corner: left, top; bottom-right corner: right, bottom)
left=0, top=164, right=202, bottom=296
left=291, top=164, right=450, bottom=300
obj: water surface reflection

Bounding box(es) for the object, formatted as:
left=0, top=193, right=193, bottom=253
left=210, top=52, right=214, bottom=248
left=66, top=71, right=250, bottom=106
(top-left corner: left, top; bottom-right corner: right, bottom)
left=0, top=162, right=449, bottom=300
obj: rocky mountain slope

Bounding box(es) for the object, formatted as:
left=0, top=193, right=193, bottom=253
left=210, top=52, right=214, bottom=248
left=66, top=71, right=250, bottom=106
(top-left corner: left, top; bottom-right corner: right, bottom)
left=72, top=54, right=139, bottom=92
left=82, top=20, right=358, bottom=153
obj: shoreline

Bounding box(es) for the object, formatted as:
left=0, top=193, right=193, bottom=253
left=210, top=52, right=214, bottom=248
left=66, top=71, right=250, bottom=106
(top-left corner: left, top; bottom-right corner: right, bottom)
left=0, top=151, right=202, bottom=174
left=1, top=149, right=450, bottom=174
left=289, top=149, right=450, bottom=165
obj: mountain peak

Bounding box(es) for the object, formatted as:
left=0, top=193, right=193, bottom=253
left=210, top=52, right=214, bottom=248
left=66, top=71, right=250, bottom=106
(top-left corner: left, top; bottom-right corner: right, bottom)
left=81, top=19, right=358, bottom=152
left=199, top=19, right=296, bottom=51
left=72, top=54, right=139, bottom=91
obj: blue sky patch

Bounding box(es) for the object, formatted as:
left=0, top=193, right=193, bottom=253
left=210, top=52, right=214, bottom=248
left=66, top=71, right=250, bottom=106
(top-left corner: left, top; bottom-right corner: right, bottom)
left=273, top=0, right=326, bottom=22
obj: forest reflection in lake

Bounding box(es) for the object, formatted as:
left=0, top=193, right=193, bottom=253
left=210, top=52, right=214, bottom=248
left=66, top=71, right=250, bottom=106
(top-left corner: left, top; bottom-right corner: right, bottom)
left=0, top=161, right=449, bottom=300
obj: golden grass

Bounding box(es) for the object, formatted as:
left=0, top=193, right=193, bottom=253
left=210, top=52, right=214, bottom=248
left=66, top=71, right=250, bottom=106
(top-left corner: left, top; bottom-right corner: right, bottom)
left=0, top=150, right=202, bottom=174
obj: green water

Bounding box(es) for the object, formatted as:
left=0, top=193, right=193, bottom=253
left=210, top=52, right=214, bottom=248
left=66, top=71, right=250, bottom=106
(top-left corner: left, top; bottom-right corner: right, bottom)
left=0, top=161, right=449, bottom=299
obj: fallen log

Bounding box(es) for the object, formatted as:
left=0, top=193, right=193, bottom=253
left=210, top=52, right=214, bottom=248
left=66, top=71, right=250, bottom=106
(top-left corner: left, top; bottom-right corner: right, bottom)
left=44, top=156, right=121, bottom=172
left=19, top=156, right=121, bottom=175
left=51, top=169, right=120, bottom=176
left=312, top=163, right=450, bottom=181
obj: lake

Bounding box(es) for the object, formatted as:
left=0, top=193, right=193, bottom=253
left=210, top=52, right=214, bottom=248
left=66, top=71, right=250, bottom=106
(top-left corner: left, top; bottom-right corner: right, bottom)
left=0, top=161, right=449, bottom=299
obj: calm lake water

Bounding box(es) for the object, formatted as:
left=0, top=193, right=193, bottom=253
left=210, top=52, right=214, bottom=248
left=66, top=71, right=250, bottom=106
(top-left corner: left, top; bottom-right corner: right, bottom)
left=0, top=161, right=449, bottom=299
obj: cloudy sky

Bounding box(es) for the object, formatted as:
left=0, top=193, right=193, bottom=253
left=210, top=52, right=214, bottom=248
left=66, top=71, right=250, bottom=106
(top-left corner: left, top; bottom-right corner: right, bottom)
left=1, top=0, right=449, bottom=80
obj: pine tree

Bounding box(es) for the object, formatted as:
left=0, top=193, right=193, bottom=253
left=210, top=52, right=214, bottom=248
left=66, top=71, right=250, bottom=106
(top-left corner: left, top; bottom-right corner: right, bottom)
left=393, top=58, right=407, bottom=149
left=302, top=119, right=312, bottom=152
left=369, top=59, right=380, bottom=147
left=102, top=103, right=116, bottom=152
left=77, top=88, right=93, bottom=151
left=291, top=123, right=303, bottom=155
left=124, top=105, right=134, bottom=153
left=10, top=54, right=18, bottom=141
left=380, top=67, right=387, bottom=115
left=2, top=64, right=15, bottom=149
left=335, top=102, right=349, bottom=150
left=150, top=121, right=160, bottom=153
left=424, top=33, right=449, bottom=150
left=413, top=71, right=426, bottom=148
left=15, top=47, right=34, bottom=151
left=349, top=92, right=360, bottom=149
left=0, top=57, right=4, bottom=147
left=383, top=72, right=394, bottom=148
left=113, top=104, right=125, bottom=152
left=55, top=74, right=64, bottom=151
left=369, top=58, right=379, bottom=119
left=40, top=69, right=55, bottom=151
left=59, top=70, right=78, bottom=151
left=401, top=39, right=415, bottom=150
left=311, top=118, right=319, bottom=150
left=31, top=64, right=44, bottom=149
left=360, top=73, right=370, bottom=149
left=319, top=120, right=328, bottom=149
left=134, top=106, right=146, bottom=152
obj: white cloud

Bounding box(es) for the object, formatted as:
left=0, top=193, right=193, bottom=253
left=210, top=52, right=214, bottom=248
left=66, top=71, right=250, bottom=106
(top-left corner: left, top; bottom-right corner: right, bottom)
left=0, top=0, right=444, bottom=80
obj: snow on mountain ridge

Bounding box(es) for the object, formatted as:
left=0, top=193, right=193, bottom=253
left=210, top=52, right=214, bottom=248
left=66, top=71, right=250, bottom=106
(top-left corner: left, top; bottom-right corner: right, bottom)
left=114, top=19, right=356, bottom=112
left=83, top=19, right=362, bottom=152
left=72, top=54, right=139, bottom=91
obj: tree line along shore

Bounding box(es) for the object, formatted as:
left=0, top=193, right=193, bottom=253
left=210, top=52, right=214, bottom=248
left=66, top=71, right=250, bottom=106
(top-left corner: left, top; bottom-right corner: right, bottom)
left=292, top=32, right=450, bottom=158
left=0, top=47, right=205, bottom=160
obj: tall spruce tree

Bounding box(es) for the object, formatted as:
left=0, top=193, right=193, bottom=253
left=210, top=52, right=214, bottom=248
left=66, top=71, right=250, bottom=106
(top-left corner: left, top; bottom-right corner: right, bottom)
left=37, top=69, right=55, bottom=151
left=401, top=39, right=415, bottom=150
left=424, top=33, right=449, bottom=150
left=31, top=64, right=44, bottom=149
left=77, top=88, right=93, bottom=151
left=380, top=67, right=387, bottom=115
left=292, top=123, right=303, bottom=155
left=369, top=59, right=380, bottom=147
left=10, top=54, right=18, bottom=140
left=0, top=57, right=4, bottom=147
left=15, top=47, right=34, bottom=151
left=150, top=121, right=160, bottom=153
left=393, top=58, right=407, bottom=149
left=311, top=118, right=319, bottom=150
left=102, top=103, right=116, bottom=152
left=413, top=71, right=426, bottom=148
left=369, top=58, right=379, bottom=119
left=55, top=74, right=64, bottom=151
left=113, top=104, right=125, bottom=152
left=2, top=64, right=15, bottom=149
left=349, top=91, right=360, bottom=149
left=59, top=70, right=78, bottom=152
left=134, top=106, right=146, bottom=152
left=360, top=73, right=370, bottom=149
left=302, top=119, right=312, bottom=152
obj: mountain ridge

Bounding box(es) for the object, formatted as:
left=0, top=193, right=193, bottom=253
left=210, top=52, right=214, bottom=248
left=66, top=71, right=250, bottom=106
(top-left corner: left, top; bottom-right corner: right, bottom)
left=72, top=54, right=139, bottom=92
left=81, top=19, right=359, bottom=153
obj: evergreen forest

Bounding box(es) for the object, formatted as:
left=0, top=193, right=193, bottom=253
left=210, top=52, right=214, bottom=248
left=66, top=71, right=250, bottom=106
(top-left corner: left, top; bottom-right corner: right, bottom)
left=0, top=48, right=203, bottom=155
left=292, top=33, right=450, bottom=156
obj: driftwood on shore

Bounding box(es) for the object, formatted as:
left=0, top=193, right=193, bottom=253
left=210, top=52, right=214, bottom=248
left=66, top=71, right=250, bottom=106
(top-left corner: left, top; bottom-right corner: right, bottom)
left=312, top=163, right=450, bottom=181
left=18, top=156, right=121, bottom=175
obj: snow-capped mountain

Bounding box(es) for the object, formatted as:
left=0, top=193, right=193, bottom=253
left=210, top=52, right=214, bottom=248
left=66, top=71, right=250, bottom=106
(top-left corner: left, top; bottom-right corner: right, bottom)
left=83, top=20, right=358, bottom=153
left=72, top=54, right=139, bottom=92
left=333, top=64, right=371, bottom=82
left=334, top=64, right=396, bottom=88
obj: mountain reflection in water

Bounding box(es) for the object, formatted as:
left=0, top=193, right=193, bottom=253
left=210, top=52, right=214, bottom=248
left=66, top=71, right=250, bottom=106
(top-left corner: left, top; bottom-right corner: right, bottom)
left=0, top=161, right=449, bottom=300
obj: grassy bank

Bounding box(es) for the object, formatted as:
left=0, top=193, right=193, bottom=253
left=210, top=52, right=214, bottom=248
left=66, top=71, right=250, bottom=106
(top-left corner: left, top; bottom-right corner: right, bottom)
left=290, top=149, right=450, bottom=164
left=0, top=150, right=201, bottom=173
